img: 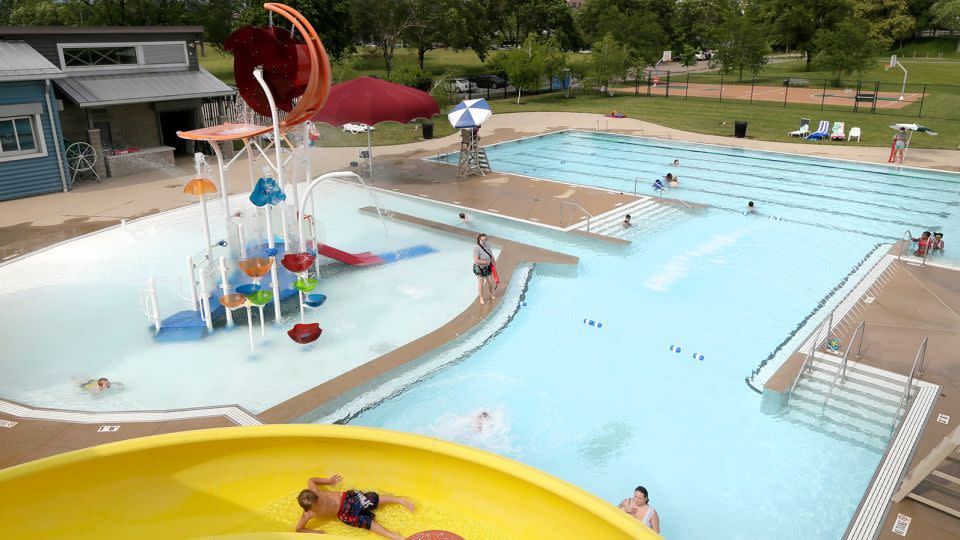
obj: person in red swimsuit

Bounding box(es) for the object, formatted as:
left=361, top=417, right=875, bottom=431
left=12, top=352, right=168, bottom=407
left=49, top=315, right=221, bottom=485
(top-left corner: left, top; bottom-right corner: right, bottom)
left=295, top=474, right=415, bottom=538
left=911, top=231, right=932, bottom=257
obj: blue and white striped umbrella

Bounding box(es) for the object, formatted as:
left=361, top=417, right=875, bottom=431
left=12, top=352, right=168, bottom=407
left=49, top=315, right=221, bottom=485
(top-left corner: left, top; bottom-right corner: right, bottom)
left=447, top=98, right=492, bottom=128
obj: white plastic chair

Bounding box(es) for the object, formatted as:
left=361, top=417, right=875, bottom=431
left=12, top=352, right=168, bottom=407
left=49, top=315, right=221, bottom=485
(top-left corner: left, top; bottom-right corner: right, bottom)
left=848, top=127, right=862, bottom=142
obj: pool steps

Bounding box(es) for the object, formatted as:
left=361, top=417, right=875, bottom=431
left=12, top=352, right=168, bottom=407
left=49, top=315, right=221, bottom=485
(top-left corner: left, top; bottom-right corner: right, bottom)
left=784, top=353, right=922, bottom=453
left=572, top=196, right=686, bottom=238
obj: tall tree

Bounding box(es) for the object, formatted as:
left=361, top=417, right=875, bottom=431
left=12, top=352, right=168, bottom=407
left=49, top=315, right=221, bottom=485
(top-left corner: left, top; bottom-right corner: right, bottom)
left=578, top=0, right=669, bottom=67
left=932, top=0, right=960, bottom=52
left=815, top=19, right=878, bottom=84
left=496, top=0, right=578, bottom=49
left=447, top=0, right=499, bottom=62
left=713, top=2, right=769, bottom=81
left=672, top=0, right=731, bottom=51
left=853, top=0, right=915, bottom=47
left=403, top=0, right=452, bottom=70
left=590, top=33, right=632, bottom=96
left=489, top=33, right=547, bottom=103
left=758, top=0, right=852, bottom=69
left=351, top=0, right=416, bottom=75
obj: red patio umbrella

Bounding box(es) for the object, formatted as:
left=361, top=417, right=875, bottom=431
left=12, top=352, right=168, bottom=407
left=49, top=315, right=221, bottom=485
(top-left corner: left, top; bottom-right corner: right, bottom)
left=311, top=77, right=439, bottom=173
left=311, top=76, right=440, bottom=127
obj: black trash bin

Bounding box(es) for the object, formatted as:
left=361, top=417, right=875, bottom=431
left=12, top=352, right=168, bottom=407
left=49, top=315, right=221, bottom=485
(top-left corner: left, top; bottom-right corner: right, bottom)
left=734, top=121, right=747, bottom=138
left=422, top=120, right=434, bottom=140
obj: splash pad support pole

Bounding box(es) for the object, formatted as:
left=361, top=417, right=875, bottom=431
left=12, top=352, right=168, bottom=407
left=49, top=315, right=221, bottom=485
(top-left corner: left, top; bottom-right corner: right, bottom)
left=270, top=256, right=281, bottom=321
left=254, top=67, right=284, bottom=253
left=219, top=256, right=234, bottom=325
left=211, top=141, right=231, bottom=219
left=185, top=256, right=198, bottom=312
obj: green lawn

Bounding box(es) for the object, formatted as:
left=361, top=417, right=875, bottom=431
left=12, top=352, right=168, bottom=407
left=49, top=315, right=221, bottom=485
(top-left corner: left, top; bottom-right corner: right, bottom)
left=488, top=92, right=960, bottom=150
left=311, top=118, right=458, bottom=148
left=896, top=37, right=960, bottom=60
left=198, top=45, right=236, bottom=85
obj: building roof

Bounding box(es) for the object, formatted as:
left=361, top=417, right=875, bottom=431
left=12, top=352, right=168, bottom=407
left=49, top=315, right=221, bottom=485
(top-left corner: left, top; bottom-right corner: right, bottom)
left=0, top=40, right=63, bottom=81
left=0, top=26, right=204, bottom=36
left=55, top=68, right=234, bottom=107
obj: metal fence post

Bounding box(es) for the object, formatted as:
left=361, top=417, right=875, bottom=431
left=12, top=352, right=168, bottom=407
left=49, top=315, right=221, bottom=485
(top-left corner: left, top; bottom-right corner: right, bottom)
left=750, top=76, right=755, bottom=104
left=872, top=81, right=880, bottom=113
left=486, top=86, right=490, bottom=100
left=685, top=72, right=690, bottom=100
left=635, top=75, right=639, bottom=96
left=719, top=72, right=724, bottom=103
left=820, top=79, right=827, bottom=110
left=918, top=83, right=927, bottom=117
left=853, top=80, right=861, bottom=113
left=665, top=71, right=671, bottom=98
left=646, top=69, right=652, bottom=96
left=783, top=79, right=789, bottom=107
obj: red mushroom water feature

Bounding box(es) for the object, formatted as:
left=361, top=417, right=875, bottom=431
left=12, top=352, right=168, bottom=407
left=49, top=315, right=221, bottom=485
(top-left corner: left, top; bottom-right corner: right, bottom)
left=287, top=322, right=322, bottom=344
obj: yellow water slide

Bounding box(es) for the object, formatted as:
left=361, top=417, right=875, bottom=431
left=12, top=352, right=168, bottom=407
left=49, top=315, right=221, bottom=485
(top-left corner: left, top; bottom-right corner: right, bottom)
left=0, top=425, right=658, bottom=539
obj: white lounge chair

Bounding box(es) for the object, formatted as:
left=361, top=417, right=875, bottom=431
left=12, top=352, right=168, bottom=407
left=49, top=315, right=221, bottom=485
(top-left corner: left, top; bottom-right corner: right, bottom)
left=805, top=120, right=830, bottom=141
left=847, top=127, right=861, bottom=142
left=343, top=123, right=374, bottom=134
left=789, top=118, right=810, bottom=137
left=829, top=121, right=845, bottom=141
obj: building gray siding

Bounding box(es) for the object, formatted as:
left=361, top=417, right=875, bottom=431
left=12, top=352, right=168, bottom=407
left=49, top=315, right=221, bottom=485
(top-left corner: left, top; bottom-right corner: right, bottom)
left=0, top=80, right=66, bottom=201
left=0, top=32, right=200, bottom=70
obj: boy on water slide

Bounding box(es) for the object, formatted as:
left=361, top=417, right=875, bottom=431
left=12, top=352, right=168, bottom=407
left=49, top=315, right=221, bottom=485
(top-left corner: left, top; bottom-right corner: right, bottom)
left=295, top=474, right=415, bottom=539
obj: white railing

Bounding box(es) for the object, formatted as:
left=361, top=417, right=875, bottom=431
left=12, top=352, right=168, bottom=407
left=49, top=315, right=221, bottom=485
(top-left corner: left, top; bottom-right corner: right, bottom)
left=139, top=277, right=161, bottom=334
left=560, top=201, right=595, bottom=231
left=787, top=309, right=835, bottom=403
left=822, top=321, right=866, bottom=413
left=892, top=337, right=928, bottom=435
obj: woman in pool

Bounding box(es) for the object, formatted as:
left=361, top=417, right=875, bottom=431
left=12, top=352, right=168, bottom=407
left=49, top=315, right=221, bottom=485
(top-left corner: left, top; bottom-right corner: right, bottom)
left=473, top=233, right=496, bottom=305
left=618, top=485, right=660, bottom=533
left=911, top=231, right=933, bottom=257
left=665, top=173, right=679, bottom=188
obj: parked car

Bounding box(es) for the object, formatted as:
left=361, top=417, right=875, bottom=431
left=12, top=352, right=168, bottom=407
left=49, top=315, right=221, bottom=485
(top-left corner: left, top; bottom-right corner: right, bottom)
left=694, top=50, right=711, bottom=61
left=446, top=78, right=476, bottom=92
left=469, top=74, right=507, bottom=89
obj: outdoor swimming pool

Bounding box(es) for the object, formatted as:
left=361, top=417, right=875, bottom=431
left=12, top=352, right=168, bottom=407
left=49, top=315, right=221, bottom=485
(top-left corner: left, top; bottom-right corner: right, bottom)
left=481, top=130, right=960, bottom=255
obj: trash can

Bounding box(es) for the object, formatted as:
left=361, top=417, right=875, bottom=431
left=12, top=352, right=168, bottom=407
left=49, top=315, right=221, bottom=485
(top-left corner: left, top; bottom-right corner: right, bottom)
left=422, top=121, right=434, bottom=140
left=734, top=121, right=747, bottom=138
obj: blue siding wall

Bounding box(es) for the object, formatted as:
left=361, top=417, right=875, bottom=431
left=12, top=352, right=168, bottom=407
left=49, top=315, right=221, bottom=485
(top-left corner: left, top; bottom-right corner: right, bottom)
left=0, top=80, right=67, bottom=201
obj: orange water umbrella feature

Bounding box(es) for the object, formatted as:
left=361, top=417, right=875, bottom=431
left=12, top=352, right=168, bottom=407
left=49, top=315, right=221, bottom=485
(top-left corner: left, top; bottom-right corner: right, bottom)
left=184, top=178, right=219, bottom=260
left=219, top=293, right=247, bottom=309
left=239, top=257, right=273, bottom=279
left=183, top=178, right=218, bottom=196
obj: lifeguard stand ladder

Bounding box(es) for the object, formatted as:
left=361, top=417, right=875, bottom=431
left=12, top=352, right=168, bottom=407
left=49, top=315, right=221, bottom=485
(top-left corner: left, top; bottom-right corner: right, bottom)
left=457, top=129, right=489, bottom=177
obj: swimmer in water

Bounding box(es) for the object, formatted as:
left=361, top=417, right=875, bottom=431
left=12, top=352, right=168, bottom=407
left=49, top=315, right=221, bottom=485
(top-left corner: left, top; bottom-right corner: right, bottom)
left=81, top=378, right=110, bottom=393
left=671, top=159, right=680, bottom=166
left=475, top=411, right=492, bottom=432
left=746, top=201, right=756, bottom=214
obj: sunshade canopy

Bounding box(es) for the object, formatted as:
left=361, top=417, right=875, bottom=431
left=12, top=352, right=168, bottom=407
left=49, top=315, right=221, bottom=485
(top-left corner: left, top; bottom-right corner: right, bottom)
left=311, top=76, right=439, bottom=127
left=447, top=98, right=492, bottom=128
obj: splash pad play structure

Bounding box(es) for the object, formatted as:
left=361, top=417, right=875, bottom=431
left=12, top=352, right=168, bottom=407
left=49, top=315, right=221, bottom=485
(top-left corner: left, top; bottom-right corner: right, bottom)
left=144, top=3, right=434, bottom=349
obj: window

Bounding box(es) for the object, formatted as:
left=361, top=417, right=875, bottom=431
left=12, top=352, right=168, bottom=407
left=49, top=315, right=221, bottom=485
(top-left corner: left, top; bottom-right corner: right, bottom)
left=0, top=116, right=42, bottom=159
left=63, top=46, right=138, bottom=68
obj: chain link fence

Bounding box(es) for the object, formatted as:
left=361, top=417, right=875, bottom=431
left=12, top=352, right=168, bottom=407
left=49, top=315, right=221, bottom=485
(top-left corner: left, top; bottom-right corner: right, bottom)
left=609, top=70, right=960, bottom=121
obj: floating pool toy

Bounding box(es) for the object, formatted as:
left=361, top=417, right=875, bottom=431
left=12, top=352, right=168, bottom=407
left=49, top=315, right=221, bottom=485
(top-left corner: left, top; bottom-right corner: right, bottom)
left=288, top=322, right=322, bottom=344
left=692, top=353, right=705, bottom=361
left=670, top=345, right=681, bottom=353
left=827, top=337, right=841, bottom=352
left=584, top=319, right=603, bottom=328
left=304, top=293, right=326, bottom=307
left=218, top=293, right=247, bottom=309
left=235, top=283, right=261, bottom=295
left=281, top=252, right=317, bottom=273
left=249, top=176, right=286, bottom=207
left=247, top=290, right=273, bottom=306
left=239, top=257, right=273, bottom=279
left=294, top=276, right=319, bottom=292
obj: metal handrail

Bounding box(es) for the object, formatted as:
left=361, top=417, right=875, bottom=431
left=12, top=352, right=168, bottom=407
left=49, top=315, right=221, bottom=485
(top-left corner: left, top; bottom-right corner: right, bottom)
left=560, top=201, right=595, bottom=231
left=787, top=309, right=835, bottom=402
left=897, top=229, right=912, bottom=260
left=822, top=321, right=866, bottom=413
left=891, top=337, right=928, bottom=435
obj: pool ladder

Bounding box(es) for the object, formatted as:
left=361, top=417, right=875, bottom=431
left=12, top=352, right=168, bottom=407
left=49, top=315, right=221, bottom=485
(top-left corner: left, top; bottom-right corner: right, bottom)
left=897, top=229, right=932, bottom=267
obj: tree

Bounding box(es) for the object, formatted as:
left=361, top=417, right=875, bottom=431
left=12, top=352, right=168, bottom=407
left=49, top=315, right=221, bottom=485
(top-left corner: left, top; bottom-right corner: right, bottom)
left=853, top=0, right=915, bottom=48
left=590, top=33, right=632, bottom=96
left=815, top=19, right=877, bottom=84
left=495, top=0, right=578, bottom=50
left=713, top=4, right=769, bottom=81
left=932, top=0, right=960, bottom=52
left=680, top=44, right=697, bottom=67
left=577, top=0, right=669, bottom=68
left=351, top=0, right=417, bottom=75
left=541, top=37, right=568, bottom=96
left=758, top=0, right=852, bottom=69
left=489, top=34, right=546, bottom=103
left=7, top=0, right=80, bottom=25
left=672, top=0, right=731, bottom=51
left=403, top=0, right=453, bottom=70
left=447, top=0, right=499, bottom=62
